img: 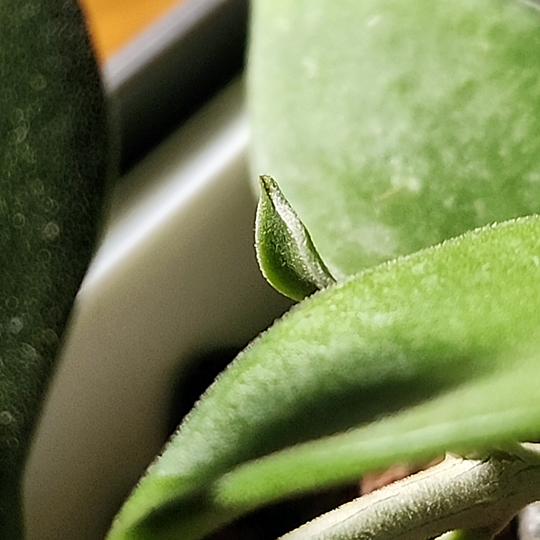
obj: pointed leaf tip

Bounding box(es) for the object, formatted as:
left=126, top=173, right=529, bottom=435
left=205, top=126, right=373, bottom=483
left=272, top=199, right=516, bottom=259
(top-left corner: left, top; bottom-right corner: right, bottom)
left=255, top=174, right=335, bottom=301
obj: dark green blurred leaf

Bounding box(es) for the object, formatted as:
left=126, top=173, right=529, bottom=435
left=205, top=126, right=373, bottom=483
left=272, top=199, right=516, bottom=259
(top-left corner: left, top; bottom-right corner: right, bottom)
left=0, top=1, right=111, bottom=535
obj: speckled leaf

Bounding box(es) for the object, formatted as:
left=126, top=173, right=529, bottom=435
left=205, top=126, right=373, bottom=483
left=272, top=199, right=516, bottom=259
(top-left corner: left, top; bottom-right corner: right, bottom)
left=248, top=0, right=540, bottom=275
left=0, top=1, right=111, bottom=536
left=107, top=216, right=540, bottom=540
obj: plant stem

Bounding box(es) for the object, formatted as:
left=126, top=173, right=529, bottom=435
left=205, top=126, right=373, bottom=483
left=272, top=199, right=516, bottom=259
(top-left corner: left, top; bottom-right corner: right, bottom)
left=280, top=446, right=540, bottom=540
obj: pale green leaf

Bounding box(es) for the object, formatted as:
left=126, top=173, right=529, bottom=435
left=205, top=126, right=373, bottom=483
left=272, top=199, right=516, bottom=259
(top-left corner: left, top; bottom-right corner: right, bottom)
left=248, top=0, right=540, bottom=274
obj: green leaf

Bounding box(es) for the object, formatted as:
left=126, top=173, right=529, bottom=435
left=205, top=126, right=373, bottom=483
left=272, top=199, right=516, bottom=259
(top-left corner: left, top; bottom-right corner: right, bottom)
left=0, top=1, right=111, bottom=535
left=248, top=0, right=540, bottom=275
left=214, top=343, right=540, bottom=511
left=107, top=216, right=540, bottom=540
left=255, top=174, right=335, bottom=301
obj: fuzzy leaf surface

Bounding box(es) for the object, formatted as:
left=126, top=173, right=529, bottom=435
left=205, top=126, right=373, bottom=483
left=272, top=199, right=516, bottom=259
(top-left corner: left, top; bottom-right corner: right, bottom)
left=108, top=216, right=540, bottom=540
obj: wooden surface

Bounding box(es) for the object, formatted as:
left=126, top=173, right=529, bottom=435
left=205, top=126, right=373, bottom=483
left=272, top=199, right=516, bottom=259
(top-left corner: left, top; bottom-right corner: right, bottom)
left=80, top=0, right=185, bottom=61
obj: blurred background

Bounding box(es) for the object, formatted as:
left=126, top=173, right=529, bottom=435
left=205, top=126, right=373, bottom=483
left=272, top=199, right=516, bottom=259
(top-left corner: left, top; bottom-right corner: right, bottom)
left=81, top=0, right=248, bottom=171
left=23, top=2, right=292, bottom=540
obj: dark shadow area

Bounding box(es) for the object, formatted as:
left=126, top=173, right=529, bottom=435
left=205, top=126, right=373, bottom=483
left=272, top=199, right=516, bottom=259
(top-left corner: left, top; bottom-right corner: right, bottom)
left=168, top=346, right=241, bottom=436
left=106, top=0, right=248, bottom=172
left=209, top=483, right=359, bottom=540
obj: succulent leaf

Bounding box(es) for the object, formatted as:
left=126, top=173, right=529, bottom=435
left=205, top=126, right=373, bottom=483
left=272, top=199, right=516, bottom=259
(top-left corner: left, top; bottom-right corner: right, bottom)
left=255, top=174, right=335, bottom=301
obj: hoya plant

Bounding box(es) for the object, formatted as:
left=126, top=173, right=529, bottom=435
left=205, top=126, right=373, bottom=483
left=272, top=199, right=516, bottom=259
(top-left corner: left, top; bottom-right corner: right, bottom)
left=3, top=0, right=540, bottom=540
